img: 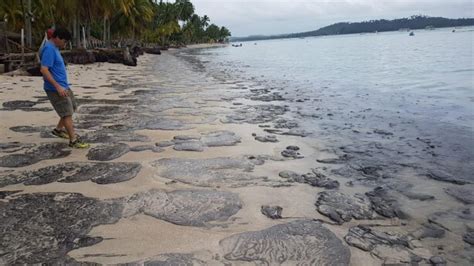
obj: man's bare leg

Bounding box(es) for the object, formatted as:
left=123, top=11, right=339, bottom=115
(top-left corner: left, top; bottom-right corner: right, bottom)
left=62, top=115, right=76, bottom=141
left=56, top=118, right=65, bottom=130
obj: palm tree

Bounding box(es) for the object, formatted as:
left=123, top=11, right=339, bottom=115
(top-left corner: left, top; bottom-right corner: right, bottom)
left=201, top=15, right=209, bottom=29
left=175, top=0, right=194, bottom=22
left=0, top=0, right=24, bottom=31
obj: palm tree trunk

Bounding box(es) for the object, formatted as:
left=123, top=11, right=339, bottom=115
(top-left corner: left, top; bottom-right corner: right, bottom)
left=103, top=17, right=106, bottom=45
left=107, top=20, right=111, bottom=48
left=73, top=17, right=78, bottom=48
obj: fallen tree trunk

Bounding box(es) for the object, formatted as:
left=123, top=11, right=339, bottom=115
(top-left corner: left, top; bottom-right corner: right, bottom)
left=3, top=47, right=147, bottom=75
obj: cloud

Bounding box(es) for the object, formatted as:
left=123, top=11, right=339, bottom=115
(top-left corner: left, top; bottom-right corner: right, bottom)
left=190, top=0, right=474, bottom=36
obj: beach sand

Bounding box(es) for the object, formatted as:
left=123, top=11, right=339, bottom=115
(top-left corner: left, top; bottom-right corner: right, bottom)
left=0, top=50, right=472, bottom=265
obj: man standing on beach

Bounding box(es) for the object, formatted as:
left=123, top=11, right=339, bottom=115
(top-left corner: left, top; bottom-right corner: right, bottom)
left=40, top=27, right=89, bottom=148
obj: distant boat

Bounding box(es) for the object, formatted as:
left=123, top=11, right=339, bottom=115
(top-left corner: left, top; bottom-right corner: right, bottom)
left=409, top=31, right=415, bottom=36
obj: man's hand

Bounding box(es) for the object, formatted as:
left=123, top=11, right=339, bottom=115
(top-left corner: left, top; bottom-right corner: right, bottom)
left=56, top=86, right=68, bottom=97
left=40, top=66, right=68, bottom=97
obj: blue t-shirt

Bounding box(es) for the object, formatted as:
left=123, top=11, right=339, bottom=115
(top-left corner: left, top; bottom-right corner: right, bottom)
left=40, top=41, right=69, bottom=91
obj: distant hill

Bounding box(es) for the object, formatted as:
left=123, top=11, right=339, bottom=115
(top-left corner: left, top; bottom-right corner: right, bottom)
left=231, top=15, right=474, bottom=42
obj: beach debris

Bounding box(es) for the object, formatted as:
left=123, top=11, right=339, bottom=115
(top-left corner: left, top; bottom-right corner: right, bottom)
left=151, top=157, right=262, bottom=187
left=0, top=162, right=141, bottom=187
left=366, top=187, right=407, bottom=219
left=281, top=145, right=304, bottom=159
left=261, top=205, right=283, bottom=219
left=316, top=191, right=375, bottom=224
left=86, top=143, right=130, bottom=161
left=220, top=220, right=350, bottom=265
left=142, top=47, right=162, bottom=55
left=61, top=48, right=140, bottom=66
left=444, top=185, right=474, bottom=204
left=0, top=142, right=70, bottom=168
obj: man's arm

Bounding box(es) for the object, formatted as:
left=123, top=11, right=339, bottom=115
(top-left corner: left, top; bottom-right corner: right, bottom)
left=40, top=66, right=68, bottom=97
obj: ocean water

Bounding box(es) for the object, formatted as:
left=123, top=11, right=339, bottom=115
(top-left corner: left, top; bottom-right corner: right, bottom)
left=185, top=27, right=474, bottom=182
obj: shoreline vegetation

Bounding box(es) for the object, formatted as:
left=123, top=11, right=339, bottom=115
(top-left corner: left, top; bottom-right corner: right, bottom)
left=0, top=0, right=231, bottom=73
left=231, top=15, right=474, bottom=42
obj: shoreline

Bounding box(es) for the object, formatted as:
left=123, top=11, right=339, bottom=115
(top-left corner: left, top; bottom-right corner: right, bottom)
left=0, top=50, right=472, bottom=264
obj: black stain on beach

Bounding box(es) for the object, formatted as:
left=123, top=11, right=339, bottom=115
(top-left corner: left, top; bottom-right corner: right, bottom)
left=2, top=100, right=52, bottom=112
left=0, top=162, right=141, bottom=187
left=0, top=189, right=242, bottom=264
left=279, top=169, right=339, bottom=189
left=220, top=220, right=350, bottom=265
left=171, top=130, right=241, bottom=152
left=344, top=225, right=423, bottom=264
left=0, top=142, right=70, bottom=167
left=87, top=143, right=130, bottom=161
left=151, top=157, right=267, bottom=187
left=316, top=191, right=375, bottom=224
left=0, top=192, right=123, bottom=264
left=122, top=189, right=242, bottom=227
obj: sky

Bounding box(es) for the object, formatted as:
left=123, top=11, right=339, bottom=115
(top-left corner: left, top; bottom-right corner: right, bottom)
left=190, top=0, right=474, bottom=37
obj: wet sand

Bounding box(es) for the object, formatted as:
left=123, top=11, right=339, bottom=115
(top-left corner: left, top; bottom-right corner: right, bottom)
left=0, top=49, right=472, bottom=265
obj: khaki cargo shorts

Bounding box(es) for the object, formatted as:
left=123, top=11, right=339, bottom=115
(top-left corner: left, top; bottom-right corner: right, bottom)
left=46, top=89, right=77, bottom=118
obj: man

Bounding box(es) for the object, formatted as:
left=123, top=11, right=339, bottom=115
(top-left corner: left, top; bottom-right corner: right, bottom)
left=40, top=27, right=89, bottom=148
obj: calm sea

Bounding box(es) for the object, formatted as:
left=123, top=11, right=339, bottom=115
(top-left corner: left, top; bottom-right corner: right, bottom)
left=188, top=27, right=474, bottom=180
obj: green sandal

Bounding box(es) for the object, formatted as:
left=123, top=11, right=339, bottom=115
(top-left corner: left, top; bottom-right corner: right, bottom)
left=52, top=128, right=69, bottom=139
left=69, top=138, right=90, bottom=149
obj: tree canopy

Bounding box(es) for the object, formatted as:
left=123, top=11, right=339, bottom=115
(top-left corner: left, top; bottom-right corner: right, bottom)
left=0, top=0, right=232, bottom=48
left=232, top=15, right=474, bottom=42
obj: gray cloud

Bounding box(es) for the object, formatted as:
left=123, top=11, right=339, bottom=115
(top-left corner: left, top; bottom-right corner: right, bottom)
left=191, top=0, right=473, bottom=36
